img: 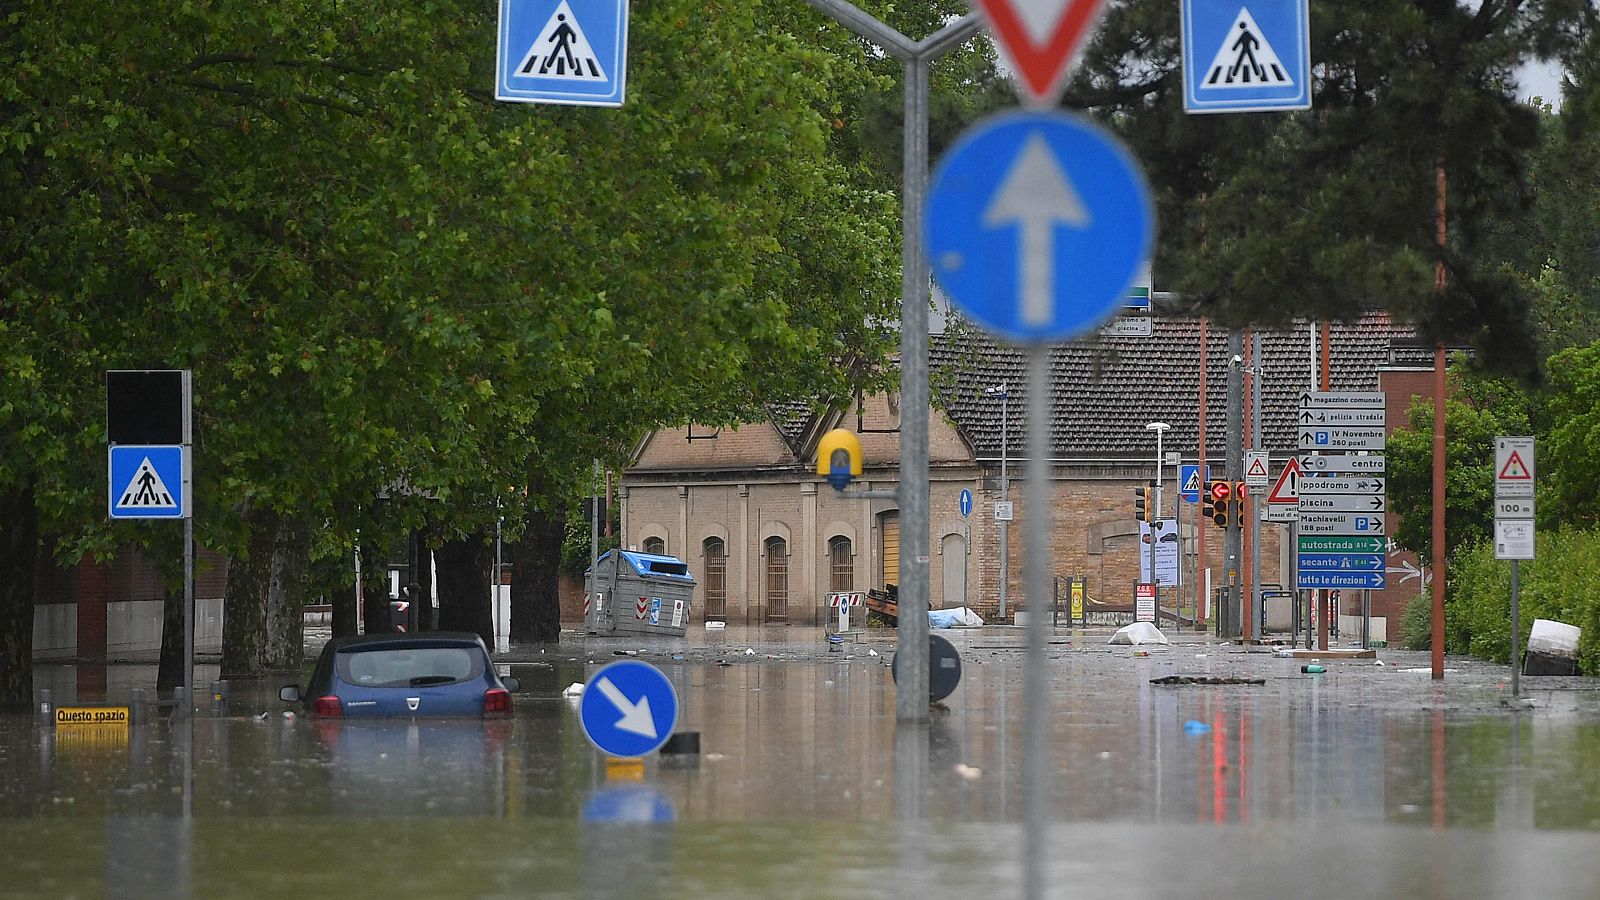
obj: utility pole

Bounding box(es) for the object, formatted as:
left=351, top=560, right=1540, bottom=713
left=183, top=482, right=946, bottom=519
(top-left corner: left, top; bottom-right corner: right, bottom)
left=1224, top=330, right=1245, bottom=637
left=1249, top=330, right=1263, bottom=641
left=804, top=0, right=981, bottom=722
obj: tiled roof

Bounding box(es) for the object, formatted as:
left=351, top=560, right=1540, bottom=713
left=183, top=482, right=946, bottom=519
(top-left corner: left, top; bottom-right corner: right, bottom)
left=765, top=399, right=824, bottom=453
left=932, top=312, right=1413, bottom=459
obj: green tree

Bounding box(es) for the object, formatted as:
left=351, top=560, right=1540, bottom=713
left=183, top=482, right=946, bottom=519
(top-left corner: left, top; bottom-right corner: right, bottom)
left=1074, top=0, right=1593, bottom=378
left=1387, top=366, right=1532, bottom=559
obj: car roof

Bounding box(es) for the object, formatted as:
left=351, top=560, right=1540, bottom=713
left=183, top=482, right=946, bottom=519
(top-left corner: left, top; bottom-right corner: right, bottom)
left=322, top=632, right=488, bottom=654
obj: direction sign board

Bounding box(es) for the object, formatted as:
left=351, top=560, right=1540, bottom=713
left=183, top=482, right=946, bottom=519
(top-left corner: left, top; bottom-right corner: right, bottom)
left=1299, top=535, right=1386, bottom=554
left=496, top=0, right=630, bottom=107
left=578, top=660, right=679, bottom=757
left=960, top=488, right=973, bottom=517
left=1298, top=570, right=1386, bottom=590
left=1298, top=476, right=1385, bottom=494
left=1298, top=426, right=1386, bottom=451
left=1299, top=391, right=1385, bottom=409
left=1494, top=437, right=1534, bottom=498
left=927, top=110, right=1154, bottom=343
left=108, top=446, right=189, bottom=520
left=1180, top=0, right=1311, bottom=113
left=1102, top=262, right=1153, bottom=337
left=1298, top=512, right=1385, bottom=536
left=974, top=0, right=1109, bottom=106
left=1298, top=494, right=1387, bottom=514
left=1298, top=408, right=1385, bottom=426
left=1297, top=454, right=1385, bottom=474
left=1297, top=553, right=1384, bottom=572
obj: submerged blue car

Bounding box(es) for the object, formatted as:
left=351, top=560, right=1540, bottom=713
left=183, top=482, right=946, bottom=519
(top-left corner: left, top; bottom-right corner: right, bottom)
left=281, top=632, right=520, bottom=718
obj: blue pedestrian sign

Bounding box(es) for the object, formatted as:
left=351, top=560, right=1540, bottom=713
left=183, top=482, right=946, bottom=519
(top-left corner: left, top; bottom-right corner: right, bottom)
left=1181, top=0, right=1310, bottom=113
left=927, top=110, right=1154, bottom=343
left=1180, top=464, right=1211, bottom=503
left=960, top=489, right=973, bottom=517
left=497, top=0, right=629, bottom=107
left=579, top=660, right=679, bottom=757
left=108, top=445, right=189, bottom=519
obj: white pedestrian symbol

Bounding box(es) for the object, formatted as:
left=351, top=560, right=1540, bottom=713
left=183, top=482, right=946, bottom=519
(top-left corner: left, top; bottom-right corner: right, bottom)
left=1183, top=470, right=1200, bottom=493
left=1204, top=8, right=1293, bottom=88
left=118, top=458, right=176, bottom=509
left=515, top=1, right=607, bottom=81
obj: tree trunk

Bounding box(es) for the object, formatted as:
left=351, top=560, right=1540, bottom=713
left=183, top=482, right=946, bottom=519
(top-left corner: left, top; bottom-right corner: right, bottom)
left=332, top=560, right=358, bottom=638
left=510, top=506, right=564, bottom=643
left=0, top=482, right=38, bottom=710
left=436, top=531, right=493, bottom=646
left=157, top=585, right=184, bottom=693
left=223, top=508, right=312, bottom=675
left=361, top=543, right=391, bottom=634
left=412, top=527, right=435, bottom=632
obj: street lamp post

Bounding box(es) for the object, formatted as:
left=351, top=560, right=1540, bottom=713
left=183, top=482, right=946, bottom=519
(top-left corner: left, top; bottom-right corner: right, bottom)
left=1146, top=422, right=1170, bottom=625
left=987, top=385, right=1009, bottom=619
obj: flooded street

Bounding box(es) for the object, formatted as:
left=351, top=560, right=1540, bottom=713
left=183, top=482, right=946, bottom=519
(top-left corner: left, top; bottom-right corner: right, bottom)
left=6, top=626, right=1600, bottom=897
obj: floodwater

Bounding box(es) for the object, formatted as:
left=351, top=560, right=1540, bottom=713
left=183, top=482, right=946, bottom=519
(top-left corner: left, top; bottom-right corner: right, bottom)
left=5, top=626, right=1600, bottom=898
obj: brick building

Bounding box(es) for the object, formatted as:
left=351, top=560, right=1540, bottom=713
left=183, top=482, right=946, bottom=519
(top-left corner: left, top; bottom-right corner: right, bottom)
left=620, top=312, right=1438, bottom=637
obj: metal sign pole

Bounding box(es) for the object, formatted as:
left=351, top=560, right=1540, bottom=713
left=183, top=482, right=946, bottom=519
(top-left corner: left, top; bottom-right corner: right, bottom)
left=183, top=516, right=194, bottom=719
left=1511, top=559, right=1521, bottom=698
left=1023, top=344, right=1050, bottom=900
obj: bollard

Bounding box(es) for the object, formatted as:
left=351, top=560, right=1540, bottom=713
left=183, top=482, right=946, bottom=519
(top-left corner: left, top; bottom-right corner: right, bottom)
left=211, top=680, right=230, bottom=717
left=131, top=688, right=149, bottom=725
left=37, top=688, right=53, bottom=725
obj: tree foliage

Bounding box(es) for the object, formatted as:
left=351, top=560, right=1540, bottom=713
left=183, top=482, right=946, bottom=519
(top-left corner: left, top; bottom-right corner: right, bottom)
left=1072, top=0, right=1596, bottom=378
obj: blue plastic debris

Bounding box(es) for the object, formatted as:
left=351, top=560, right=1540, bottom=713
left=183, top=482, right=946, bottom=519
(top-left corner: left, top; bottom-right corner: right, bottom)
left=1183, top=720, right=1211, bottom=736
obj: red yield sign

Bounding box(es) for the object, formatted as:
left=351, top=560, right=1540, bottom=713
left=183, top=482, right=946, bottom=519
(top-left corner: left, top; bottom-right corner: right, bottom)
left=973, top=0, right=1108, bottom=106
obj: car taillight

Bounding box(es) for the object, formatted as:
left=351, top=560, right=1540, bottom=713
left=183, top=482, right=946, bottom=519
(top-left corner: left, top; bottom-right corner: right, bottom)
left=483, top=688, right=512, bottom=714
left=314, top=696, right=343, bottom=717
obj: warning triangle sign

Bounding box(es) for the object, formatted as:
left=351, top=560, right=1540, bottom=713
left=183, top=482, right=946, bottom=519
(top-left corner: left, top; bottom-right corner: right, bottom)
left=1498, top=451, right=1532, bottom=480
left=974, top=0, right=1108, bottom=104
left=117, top=457, right=177, bottom=509
left=1246, top=456, right=1269, bottom=479
left=1267, top=458, right=1302, bottom=504
left=1203, top=8, right=1294, bottom=89
left=515, top=1, right=608, bottom=82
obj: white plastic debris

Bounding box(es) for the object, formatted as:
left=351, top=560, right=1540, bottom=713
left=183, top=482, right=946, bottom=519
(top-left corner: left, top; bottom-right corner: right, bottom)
left=953, top=763, right=983, bottom=781
left=1107, top=622, right=1170, bottom=645
left=929, top=607, right=986, bottom=628
left=868, top=649, right=880, bottom=657
left=1527, top=619, right=1581, bottom=656
left=562, top=682, right=585, bottom=698
left=745, top=648, right=756, bottom=655
left=705, top=621, right=726, bottom=630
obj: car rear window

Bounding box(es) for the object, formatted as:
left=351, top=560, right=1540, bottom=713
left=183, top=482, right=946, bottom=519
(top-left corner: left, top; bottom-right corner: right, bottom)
left=336, top=647, right=484, bottom=688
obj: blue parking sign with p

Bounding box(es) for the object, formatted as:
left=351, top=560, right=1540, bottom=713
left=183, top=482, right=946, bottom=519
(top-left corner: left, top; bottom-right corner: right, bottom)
left=109, top=445, right=189, bottom=519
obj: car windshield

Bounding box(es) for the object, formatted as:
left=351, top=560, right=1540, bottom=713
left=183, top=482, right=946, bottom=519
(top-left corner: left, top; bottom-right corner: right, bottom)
left=336, top=647, right=482, bottom=688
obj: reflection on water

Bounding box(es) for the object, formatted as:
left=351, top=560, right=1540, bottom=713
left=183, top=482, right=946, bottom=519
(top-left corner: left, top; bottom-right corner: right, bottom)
left=6, top=643, right=1600, bottom=896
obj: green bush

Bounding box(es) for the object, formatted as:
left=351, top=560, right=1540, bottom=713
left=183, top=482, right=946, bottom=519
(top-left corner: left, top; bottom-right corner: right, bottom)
left=1399, top=593, right=1433, bottom=650
left=1445, top=528, right=1600, bottom=674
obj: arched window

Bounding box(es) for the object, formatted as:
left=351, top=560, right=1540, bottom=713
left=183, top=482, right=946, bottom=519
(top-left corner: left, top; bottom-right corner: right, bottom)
left=703, top=538, right=727, bottom=619
left=828, top=536, right=853, bottom=592
left=642, top=535, right=665, bottom=556
left=764, top=536, right=788, bottom=620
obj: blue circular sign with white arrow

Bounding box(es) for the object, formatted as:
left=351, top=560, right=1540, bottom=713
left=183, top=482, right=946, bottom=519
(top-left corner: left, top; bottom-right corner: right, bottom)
left=960, top=488, right=973, bottom=517
left=926, top=110, right=1154, bottom=343
left=579, top=660, right=679, bottom=758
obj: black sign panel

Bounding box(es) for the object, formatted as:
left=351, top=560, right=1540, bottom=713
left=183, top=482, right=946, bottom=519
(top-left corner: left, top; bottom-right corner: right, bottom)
left=106, top=370, right=188, bottom=445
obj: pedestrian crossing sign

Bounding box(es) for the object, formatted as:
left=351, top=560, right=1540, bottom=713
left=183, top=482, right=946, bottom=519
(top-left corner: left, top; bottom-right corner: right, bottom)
left=108, top=445, right=190, bottom=519
left=1180, top=0, right=1309, bottom=113
left=497, top=0, right=629, bottom=107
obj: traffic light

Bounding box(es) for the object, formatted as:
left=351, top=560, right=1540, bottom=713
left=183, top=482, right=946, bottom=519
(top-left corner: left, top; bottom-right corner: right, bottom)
left=1201, top=481, right=1215, bottom=522
left=1134, top=484, right=1150, bottom=522
left=1209, top=480, right=1231, bottom=527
